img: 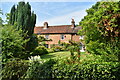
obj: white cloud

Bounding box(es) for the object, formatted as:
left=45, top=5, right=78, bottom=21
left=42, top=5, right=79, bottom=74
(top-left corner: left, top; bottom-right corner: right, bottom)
left=36, top=9, right=87, bottom=26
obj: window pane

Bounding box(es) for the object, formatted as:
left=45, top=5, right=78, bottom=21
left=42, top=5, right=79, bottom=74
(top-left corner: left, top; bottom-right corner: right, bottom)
left=61, top=35, right=64, bottom=40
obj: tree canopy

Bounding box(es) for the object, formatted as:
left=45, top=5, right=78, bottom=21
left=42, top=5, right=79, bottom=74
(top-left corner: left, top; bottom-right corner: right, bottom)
left=79, top=1, right=120, bottom=60
left=9, top=1, right=36, bottom=36
left=1, top=24, right=28, bottom=63
left=9, top=1, right=38, bottom=52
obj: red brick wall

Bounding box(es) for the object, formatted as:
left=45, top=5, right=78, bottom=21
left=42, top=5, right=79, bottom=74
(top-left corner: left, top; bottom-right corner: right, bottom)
left=71, top=34, right=80, bottom=42
left=38, top=34, right=80, bottom=48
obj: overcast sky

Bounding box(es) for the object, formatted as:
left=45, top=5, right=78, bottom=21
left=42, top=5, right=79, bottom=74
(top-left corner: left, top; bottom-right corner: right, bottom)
left=0, top=0, right=97, bottom=26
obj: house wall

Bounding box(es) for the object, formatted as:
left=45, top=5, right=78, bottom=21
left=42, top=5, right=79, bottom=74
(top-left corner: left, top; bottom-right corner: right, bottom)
left=71, top=34, right=80, bottom=42
left=38, top=34, right=80, bottom=48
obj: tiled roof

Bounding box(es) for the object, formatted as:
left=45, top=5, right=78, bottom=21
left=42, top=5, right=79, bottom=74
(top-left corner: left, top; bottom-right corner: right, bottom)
left=34, top=25, right=82, bottom=34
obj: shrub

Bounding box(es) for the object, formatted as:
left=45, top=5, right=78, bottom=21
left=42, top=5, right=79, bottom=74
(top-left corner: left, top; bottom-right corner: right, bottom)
left=25, top=58, right=57, bottom=79
left=25, top=55, right=44, bottom=79
left=32, top=46, right=48, bottom=56
left=1, top=25, right=28, bottom=63
left=1, top=58, right=28, bottom=80
left=52, top=55, right=120, bottom=79
left=3, top=55, right=119, bottom=79
left=52, top=46, right=64, bottom=52
left=47, top=48, right=55, bottom=53
left=61, top=42, right=70, bottom=50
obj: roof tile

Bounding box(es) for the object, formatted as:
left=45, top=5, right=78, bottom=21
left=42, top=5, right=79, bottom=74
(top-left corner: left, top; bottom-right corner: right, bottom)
left=34, top=25, right=81, bottom=34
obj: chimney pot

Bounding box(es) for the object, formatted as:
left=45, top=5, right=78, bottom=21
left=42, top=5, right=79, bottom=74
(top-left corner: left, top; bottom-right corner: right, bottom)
left=44, top=22, right=48, bottom=29
left=71, top=19, right=75, bottom=28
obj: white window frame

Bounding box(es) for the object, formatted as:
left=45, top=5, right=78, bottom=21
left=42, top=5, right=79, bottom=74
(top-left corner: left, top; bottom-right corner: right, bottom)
left=61, top=34, right=64, bottom=40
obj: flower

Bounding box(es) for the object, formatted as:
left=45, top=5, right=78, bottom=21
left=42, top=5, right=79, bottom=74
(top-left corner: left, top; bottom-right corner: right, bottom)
left=28, top=55, right=43, bottom=63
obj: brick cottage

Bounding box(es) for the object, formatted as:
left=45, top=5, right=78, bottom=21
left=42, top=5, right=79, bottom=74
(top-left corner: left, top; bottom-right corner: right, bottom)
left=34, top=19, right=85, bottom=52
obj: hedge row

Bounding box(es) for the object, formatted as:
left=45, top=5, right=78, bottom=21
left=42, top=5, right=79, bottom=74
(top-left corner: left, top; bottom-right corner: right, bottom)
left=53, top=61, right=120, bottom=79
left=1, top=57, right=120, bottom=80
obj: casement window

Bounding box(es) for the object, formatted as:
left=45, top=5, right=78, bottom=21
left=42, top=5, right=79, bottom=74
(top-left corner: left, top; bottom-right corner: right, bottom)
left=61, top=34, right=64, bottom=40
left=45, top=35, right=49, bottom=39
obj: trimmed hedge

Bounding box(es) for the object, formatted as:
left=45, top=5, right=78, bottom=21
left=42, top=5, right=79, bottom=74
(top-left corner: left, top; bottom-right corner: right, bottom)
left=32, top=46, right=48, bottom=56
left=24, top=56, right=120, bottom=79
left=52, top=60, right=120, bottom=79
left=1, top=56, right=120, bottom=79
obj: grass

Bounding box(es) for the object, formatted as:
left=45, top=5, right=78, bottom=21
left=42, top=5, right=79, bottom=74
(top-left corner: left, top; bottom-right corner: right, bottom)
left=41, top=51, right=86, bottom=60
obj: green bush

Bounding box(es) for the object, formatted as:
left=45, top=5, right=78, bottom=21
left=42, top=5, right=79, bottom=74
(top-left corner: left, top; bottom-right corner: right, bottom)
left=52, top=46, right=64, bottom=52
left=79, top=1, right=120, bottom=61
left=25, top=58, right=56, bottom=79
left=52, top=56, right=120, bottom=79
left=1, top=58, right=28, bottom=80
left=32, top=46, right=48, bottom=56
left=47, top=48, right=55, bottom=53
left=3, top=56, right=119, bottom=79
left=1, top=25, right=28, bottom=63
left=24, top=54, right=120, bottom=79
left=61, top=42, right=70, bottom=50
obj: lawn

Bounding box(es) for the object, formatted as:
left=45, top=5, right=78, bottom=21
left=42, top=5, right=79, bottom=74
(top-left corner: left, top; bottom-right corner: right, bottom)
left=41, top=51, right=86, bottom=60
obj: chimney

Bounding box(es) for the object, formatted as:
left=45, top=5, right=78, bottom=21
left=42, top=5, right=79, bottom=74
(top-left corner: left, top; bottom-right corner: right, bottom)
left=44, top=22, right=48, bottom=29
left=71, top=19, right=75, bottom=28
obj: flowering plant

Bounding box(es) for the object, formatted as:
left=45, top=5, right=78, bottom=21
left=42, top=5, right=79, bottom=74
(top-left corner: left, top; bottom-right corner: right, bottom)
left=28, top=55, right=43, bottom=64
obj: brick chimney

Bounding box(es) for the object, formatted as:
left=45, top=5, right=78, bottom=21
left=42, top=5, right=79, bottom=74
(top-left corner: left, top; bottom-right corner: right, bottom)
left=44, top=22, right=48, bottom=29
left=71, top=19, right=75, bottom=28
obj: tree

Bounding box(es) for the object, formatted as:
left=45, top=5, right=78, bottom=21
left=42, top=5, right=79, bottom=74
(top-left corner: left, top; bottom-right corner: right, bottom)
left=0, top=9, right=3, bottom=26
left=9, top=1, right=36, bottom=36
left=79, top=1, right=120, bottom=61
left=9, top=1, right=37, bottom=52
left=0, top=25, right=28, bottom=63
left=9, top=5, right=16, bottom=25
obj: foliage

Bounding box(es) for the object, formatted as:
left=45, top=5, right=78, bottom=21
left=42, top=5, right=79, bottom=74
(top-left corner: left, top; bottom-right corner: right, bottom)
left=0, top=9, right=3, bottom=26
left=9, top=1, right=37, bottom=52
left=52, top=55, right=120, bottom=79
left=79, top=1, right=120, bottom=61
left=1, top=53, right=119, bottom=79
left=25, top=58, right=56, bottom=79
left=24, top=54, right=119, bottom=79
left=38, top=36, right=46, bottom=42
left=37, top=36, right=47, bottom=47
left=47, top=48, right=55, bottom=53
left=52, top=46, right=65, bottom=52
left=9, top=1, right=36, bottom=36
left=1, top=58, right=28, bottom=80
left=67, top=40, right=81, bottom=61
left=32, top=46, right=48, bottom=56
left=25, top=34, right=38, bottom=52
left=0, top=25, right=28, bottom=63
left=61, top=42, right=70, bottom=50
